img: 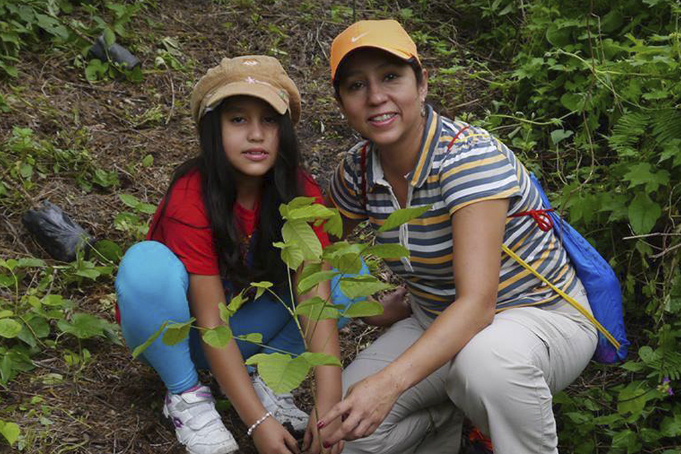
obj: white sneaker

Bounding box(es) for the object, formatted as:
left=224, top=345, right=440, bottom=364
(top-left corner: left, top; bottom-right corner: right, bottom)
left=251, top=374, right=308, bottom=433
left=163, top=384, right=239, bottom=454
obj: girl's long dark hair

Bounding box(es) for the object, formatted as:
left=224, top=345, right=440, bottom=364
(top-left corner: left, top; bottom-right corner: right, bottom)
left=154, top=100, right=301, bottom=289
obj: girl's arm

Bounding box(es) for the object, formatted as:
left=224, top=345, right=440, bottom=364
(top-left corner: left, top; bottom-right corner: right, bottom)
left=296, top=263, right=344, bottom=454
left=319, top=198, right=509, bottom=445
left=189, top=274, right=300, bottom=454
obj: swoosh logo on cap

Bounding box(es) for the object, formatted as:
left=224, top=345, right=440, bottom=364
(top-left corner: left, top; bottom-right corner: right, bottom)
left=350, top=32, right=368, bottom=43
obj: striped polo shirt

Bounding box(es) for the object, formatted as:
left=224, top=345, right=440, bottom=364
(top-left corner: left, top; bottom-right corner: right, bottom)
left=330, top=106, right=577, bottom=316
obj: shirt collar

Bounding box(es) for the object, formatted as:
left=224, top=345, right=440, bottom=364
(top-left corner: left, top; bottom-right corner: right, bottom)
left=365, top=104, right=442, bottom=192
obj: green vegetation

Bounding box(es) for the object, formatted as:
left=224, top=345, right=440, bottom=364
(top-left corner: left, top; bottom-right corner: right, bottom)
left=0, top=0, right=679, bottom=452
left=440, top=1, right=681, bottom=452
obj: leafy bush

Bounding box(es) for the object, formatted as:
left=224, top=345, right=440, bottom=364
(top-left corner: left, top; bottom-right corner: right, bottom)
left=444, top=0, right=681, bottom=452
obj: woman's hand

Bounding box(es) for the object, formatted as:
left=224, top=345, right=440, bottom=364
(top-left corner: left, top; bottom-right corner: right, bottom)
left=252, top=417, right=301, bottom=454
left=317, top=371, right=402, bottom=449
left=361, top=286, right=411, bottom=327
left=302, top=409, right=344, bottom=454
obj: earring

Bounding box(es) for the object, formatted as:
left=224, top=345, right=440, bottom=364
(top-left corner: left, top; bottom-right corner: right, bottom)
left=421, top=102, right=426, bottom=117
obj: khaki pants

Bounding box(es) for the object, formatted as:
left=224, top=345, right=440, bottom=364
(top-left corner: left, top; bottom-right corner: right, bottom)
left=341, top=281, right=598, bottom=454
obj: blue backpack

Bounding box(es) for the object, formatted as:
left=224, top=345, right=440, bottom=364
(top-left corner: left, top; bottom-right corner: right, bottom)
left=514, top=174, right=630, bottom=363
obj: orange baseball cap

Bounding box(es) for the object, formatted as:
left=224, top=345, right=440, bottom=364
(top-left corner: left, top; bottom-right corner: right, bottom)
left=330, top=19, right=420, bottom=81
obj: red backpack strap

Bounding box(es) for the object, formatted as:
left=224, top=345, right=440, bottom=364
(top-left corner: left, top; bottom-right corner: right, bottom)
left=444, top=125, right=470, bottom=153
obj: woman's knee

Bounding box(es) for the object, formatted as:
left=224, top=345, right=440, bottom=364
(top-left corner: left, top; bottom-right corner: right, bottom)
left=116, top=241, right=189, bottom=306
left=445, top=326, right=546, bottom=407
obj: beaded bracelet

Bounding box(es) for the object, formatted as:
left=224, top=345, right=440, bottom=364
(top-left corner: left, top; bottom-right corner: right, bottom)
left=247, top=411, right=272, bottom=436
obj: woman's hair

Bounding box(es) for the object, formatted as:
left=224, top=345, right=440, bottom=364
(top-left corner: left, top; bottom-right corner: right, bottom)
left=154, top=99, right=301, bottom=289
left=333, top=52, right=424, bottom=98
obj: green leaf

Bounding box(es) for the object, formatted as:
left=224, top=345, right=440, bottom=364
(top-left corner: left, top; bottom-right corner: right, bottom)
left=660, top=414, right=681, bottom=437
left=282, top=220, right=322, bottom=261
left=287, top=204, right=335, bottom=222
left=0, top=355, right=13, bottom=384
left=218, top=302, right=232, bottom=322
left=298, top=262, right=322, bottom=284
left=628, top=193, right=661, bottom=235
left=362, top=244, right=409, bottom=259
left=202, top=325, right=233, bottom=348
left=57, top=313, right=114, bottom=339
left=623, top=163, right=669, bottom=192
left=342, top=300, right=384, bottom=318
left=142, top=154, right=154, bottom=167
left=94, top=240, right=123, bottom=262
left=250, top=281, right=273, bottom=300
left=132, top=322, right=167, bottom=358
left=0, top=319, right=22, bottom=338
left=287, top=196, right=316, bottom=210
left=340, top=275, right=392, bottom=299
left=119, top=193, right=139, bottom=208
left=560, top=93, right=584, bottom=112
left=329, top=253, right=364, bottom=274
left=162, top=320, right=193, bottom=346
left=0, top=310, right=12, bottom=319
left=0, top=420, right=20, bottom=446
left=299, top=352, right=341, bottom=367
left=324, top=208, right=343, bottom=238
left=16, top=258, right=46, bottom=268
left=297, top=270, right=338, bottom=295
left=617, top=381, right=650, bottom=415
left=295, top=297, right=341, bottom=320
left=550, top=129, right=573, bottom=146
left=103, top=28, right=116, bottom=47
left=275, top=241, right=304, bottom=270
left=239, top=333, right=263, bottom=344
left=227, top=292, right=248, bottom=313
left=546, top=24, right=572, bottom=46
left=245, top=353, right=311, bottom=394
left=377, top=205, right=431, bottom=232
left=137, top=203, right=157, bottom=214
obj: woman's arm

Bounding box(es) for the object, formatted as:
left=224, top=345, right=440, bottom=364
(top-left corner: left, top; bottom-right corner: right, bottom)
left=318, top=198, right=509, bottom=445
left=189, top=274, right=300, bottom=454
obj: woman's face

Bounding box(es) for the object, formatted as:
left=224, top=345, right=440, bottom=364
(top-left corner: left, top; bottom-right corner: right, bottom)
left=220, top=96, right=280, bottom=179
left=337, top=49, right=427, bottom=150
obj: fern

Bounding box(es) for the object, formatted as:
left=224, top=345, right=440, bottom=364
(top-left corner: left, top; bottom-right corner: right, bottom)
left=608, top=111, right=650, bottom=155
left=651, top=109, right=681, bottom=145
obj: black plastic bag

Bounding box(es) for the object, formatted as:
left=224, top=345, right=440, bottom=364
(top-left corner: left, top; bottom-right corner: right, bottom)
left=22, top=201, right=94, bottom=262
left=88, top=35, right=140, bottom=69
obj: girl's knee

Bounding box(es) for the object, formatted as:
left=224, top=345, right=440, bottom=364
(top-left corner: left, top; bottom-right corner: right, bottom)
left=116, top=241, right=188, bottom=303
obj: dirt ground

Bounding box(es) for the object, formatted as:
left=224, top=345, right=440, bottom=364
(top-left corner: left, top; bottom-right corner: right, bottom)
left=0, top=1, right=488, bottom=453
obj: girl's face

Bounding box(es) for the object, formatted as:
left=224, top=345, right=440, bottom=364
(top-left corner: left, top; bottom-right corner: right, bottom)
left=337, top=49, right=427, bottom=150
left=220, top=96, right=280, bottom=179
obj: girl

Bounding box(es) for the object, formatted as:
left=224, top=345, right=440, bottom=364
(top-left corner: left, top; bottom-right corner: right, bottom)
left=116, top=56, right=345, bottom=454
left=318, top=20, right=598, bottom=454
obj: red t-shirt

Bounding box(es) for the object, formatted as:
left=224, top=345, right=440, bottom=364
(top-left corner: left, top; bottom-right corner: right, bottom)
left=146, top=168, right=330, bottom=275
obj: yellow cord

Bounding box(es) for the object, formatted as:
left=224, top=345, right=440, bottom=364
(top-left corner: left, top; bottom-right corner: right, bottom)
left=501, top=245, right=621, bottom=350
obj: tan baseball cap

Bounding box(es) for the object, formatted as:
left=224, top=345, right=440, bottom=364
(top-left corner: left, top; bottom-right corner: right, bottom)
left=190, top=55, right=301, bottom=125
left=330, top=20, right=420, bottom=81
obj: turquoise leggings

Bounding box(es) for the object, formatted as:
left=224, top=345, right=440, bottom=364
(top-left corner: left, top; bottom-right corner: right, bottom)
left=115, top=241, right=364, bottom=394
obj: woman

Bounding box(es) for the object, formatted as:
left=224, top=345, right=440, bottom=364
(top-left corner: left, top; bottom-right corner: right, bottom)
left=317, top=20, right=598, bottom=454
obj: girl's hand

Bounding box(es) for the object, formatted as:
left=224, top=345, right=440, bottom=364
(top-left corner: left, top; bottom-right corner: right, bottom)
left=252, top=416, right=301, bottom=454
left=317, top=371, right=402, bottom=449
left=302, top=410, right=344, bottom=454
